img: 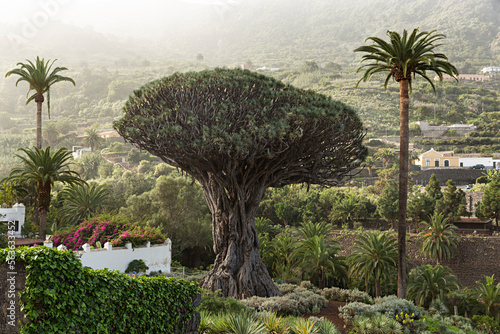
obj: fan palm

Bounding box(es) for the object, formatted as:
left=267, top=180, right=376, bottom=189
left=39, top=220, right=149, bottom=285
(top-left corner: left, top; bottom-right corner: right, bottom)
left=58, top=183, right=109, bottom=226
left=5, top=56, right=75, bottom=149
left=295, top=235, right=346, bottom=289
left=419, top=213, right=459, bottom=264
left=3, top=147, right=84, bottom=239
left=348, top=231, right=398, bottom=297
left=355, top=28, right=458, bottom=298
left=407, top=264, right=460, bottom=308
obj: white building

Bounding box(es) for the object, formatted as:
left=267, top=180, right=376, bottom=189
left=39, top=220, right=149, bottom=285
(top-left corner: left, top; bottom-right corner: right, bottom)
left=0, top=203, right=25, bottom=238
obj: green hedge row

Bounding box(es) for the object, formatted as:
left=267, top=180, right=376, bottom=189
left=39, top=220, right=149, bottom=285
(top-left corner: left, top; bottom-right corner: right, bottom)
left=0, top=247, right=199, bottom=334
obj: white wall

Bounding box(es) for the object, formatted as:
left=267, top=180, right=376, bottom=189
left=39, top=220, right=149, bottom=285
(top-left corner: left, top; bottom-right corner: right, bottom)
left=77, top=240, right=171, bottom=274
left=0, top=203, right=25, bottom=238
left=459, top=157, right=493, bottom=168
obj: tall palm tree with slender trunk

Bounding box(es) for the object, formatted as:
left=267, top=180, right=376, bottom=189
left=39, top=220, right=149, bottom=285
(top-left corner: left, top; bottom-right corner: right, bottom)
left=3, top=147, right=84, bottom=240
left=5, top=56, right=75, bottom=149
left=355, top=28, right=458, bottom=298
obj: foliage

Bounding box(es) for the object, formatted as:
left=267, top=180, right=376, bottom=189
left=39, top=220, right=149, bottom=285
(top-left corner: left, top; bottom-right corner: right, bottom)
left=350, top=313, right=402, bottom=334
left=3, top=147, right=84, bottom=239
left=435, top=180, right=467, bottom=220
left=125, top=259, right=149, bottom=273
left=418, top=213, right=460, bottom=264
left=472, top=315, right=500, bottom=333
left=339, top=296, right=419, bottom=325
left=320, top=287, right=372, bottom=304
left=57, top=183, right=109, bottom=226
left=294, top=235, right=347, bottom=289
left=348, top=231, right=398, bottom=297
left=407, top=265, right=460, bottom=308
left=476, top=174, right=500, bottom=225
left=472, top=275, right=500, bottom=322
left=198, top=290, right=251, bottom=315
left=0, top=246, right=199, bottom=333
left=407, top=186, right=435, bottom=228
left=53, top=215, right=166, bottom=250
left=120, top=175, right=211, bottom=258
left=376, top=180, right=398, bottom=228
left=241, top=286, right=328, bottom=316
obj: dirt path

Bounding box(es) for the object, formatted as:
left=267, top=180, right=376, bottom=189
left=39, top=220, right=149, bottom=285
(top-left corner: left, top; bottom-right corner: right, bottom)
left=303, top=300, right=349, bottom=334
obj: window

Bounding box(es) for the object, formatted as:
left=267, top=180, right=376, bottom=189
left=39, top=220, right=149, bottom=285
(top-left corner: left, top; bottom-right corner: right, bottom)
left=435, top=158, right=440, bottom=167
left=425, top=158, right=430, bottom=167
left=444, top=160, right=450, bottom=167
left=460, top=162, right=463, bottom=167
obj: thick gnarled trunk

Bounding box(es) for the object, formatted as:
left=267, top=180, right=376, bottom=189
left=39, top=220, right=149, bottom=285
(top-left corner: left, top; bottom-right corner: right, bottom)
left=199, top=177, right=282, bottom=299
left=397, top=79, right=410, bottom=299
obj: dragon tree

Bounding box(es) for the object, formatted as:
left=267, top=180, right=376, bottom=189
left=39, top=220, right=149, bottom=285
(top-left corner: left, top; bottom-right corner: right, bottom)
left=114, top=68, right=367, bottom=298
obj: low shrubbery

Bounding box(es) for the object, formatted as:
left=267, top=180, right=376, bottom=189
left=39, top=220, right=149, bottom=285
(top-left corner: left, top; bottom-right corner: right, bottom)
left=0, top=246, right=199, bottom=333
left=53, top=215, right=166, bottom=250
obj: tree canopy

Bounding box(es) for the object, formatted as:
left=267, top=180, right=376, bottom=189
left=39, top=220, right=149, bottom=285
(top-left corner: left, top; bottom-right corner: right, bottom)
left=114, top=68, right=366, bottom=298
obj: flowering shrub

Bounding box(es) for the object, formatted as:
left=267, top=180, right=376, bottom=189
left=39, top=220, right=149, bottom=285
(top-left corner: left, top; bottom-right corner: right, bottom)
left=53, top=215, right=166, bottom=250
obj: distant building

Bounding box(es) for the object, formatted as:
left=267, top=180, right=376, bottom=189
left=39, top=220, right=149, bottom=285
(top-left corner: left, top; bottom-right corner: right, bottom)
left=415, top=148, right=500, bottom=170
left=480, top=66, right=500, bottom=74
left=436, top=74, right=490, bottom=82
left=417, top=121, right=476, bottom=138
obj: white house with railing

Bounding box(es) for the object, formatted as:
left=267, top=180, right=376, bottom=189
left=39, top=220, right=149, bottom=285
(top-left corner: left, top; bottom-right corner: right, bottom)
left=55, top=240, right=172, bottom=274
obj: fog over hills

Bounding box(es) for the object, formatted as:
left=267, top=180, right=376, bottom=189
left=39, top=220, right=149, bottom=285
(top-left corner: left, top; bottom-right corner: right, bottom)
left=0, top=0, right=498, bottom=69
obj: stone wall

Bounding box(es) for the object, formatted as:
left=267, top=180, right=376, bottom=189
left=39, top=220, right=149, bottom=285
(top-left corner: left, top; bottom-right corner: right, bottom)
left=414, top=168, right=485, bottom=186
left=333, top=232, right=500, bottom=288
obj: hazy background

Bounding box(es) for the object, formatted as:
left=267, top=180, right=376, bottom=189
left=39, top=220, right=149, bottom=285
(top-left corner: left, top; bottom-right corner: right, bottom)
left=0, top=0, right=498, bottom=68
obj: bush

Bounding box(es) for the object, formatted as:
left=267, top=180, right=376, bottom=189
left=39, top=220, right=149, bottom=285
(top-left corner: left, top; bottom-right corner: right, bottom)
left=0, top=247, right=199, bottom=333
left=125, top=259, right=149, bottom=273
left=338, top=296, right=419, bottom=325
left=53, top=215, right=166, bottom=250
left=473, top=315, right=500, bottom=333
left=320, top=287, right=372, bottom=303
left=199, top=290, right=251, bottom=315
left=242, top=289, right=328, bottom=316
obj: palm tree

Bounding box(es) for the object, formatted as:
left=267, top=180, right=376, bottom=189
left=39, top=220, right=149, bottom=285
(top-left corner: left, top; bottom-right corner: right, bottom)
left=84, top=127, right=105, bottom=152
left=295, top=235, right=346, bottom=289
left=348, top=231, right=398, bottom=297
left=4, top=147, right=84, bottom=239
left=472, top=275, right=500, bottom=321
left=297, top=221, right=331, bottom=239
left=407, top=264, right=460, bottom=308
left=361, top=156, right=376, bottom=177
left=355, top=28, right=459, bottom=298
left=5, top=56, right=75, bottom=149
left=58, top=183, right=109, bottom=226
left=419, top=213, right=459, bottom=264
left=374, top=148, right=396, bottom=168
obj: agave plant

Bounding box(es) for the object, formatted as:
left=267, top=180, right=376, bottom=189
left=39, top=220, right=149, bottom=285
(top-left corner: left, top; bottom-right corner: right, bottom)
left=350, top=313, right=402, bottom=334
left=259, top=312, right=289, bottom=334
left=225, top=312, right=266, bottom=334
left=314, top=318, right=341, bottom=334
left=289, top=318, right=320, bottom=334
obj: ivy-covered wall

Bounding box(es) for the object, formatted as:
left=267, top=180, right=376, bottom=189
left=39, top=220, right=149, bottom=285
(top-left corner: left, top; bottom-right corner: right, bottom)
left=0, top=247, right=200, bottom=334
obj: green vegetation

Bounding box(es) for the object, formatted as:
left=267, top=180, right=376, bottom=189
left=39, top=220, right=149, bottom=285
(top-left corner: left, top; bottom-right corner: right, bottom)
left=0, top=246, right=199, bottom=333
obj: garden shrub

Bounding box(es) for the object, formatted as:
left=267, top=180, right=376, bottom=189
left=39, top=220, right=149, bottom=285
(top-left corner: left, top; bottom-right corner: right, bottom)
left=338, top=296, right=419, bottom=325
left=473, top=315, right=500, bottom=333
left=198, top=290, right=251, bottom=315
left=53, top=215, right=166, bottom=250
left=241, top=290, right=328, bottom=316
left=0, top=246, right=199, bottom=333
left=125, top=259, right=149, bottom=273
left=320, top=286, right=372, bottom=303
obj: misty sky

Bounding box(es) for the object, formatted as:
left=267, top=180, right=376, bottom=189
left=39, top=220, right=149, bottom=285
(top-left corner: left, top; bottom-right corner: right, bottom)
left=0, top=0, right=240, bottom=38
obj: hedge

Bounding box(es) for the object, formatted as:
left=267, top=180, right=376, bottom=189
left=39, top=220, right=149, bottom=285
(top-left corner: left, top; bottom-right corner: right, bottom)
left=0, top=246, right=199, bottom=333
